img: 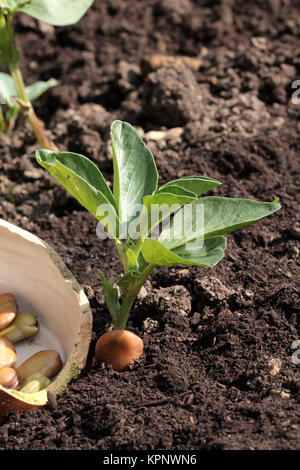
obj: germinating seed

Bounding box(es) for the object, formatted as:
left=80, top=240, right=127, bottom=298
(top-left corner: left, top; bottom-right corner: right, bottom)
left=0, top=313, right=39, bottom=344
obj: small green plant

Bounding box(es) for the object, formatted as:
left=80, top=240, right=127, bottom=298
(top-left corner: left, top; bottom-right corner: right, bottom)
left=36, top=120, right=280, bottom=370
left=0, top=0, right=94, bottom=149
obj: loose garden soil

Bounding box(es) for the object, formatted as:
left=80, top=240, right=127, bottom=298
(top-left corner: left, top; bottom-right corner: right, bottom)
left=0, top=0, right=299, bottom=450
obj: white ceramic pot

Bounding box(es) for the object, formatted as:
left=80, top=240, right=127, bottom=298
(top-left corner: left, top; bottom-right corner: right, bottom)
left=0, top=219, right=93, bottom=416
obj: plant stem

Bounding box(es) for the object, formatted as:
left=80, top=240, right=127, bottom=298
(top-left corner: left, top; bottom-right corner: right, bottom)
left=2, top=13, right=57, bottom=150
left=116, top=263, right=155, bottom=330
left=115, top=239, right=129, bottom=272
left=8, top=62, right=58, bottom=151
left=0, top=107, right=7, bottom=132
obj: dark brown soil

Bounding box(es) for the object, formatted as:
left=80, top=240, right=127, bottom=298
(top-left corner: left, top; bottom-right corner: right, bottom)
left=0, top=0, right=299, bottom=450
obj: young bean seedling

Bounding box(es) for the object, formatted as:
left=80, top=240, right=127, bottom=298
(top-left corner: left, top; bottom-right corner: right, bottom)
left=0, top=0, right=94, bottom=149
left=36, top=120, right=281, bottom=371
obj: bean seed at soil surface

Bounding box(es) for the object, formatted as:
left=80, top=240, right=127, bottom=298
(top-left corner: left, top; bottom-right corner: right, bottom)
left=95, top=329, right=143, bottom=372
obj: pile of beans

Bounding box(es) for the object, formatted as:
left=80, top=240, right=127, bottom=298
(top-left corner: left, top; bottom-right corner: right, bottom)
left=0, top=293, right=62, bottom=393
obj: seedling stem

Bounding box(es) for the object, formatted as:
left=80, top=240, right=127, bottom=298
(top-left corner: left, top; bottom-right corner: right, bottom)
left=8, top=61, right=57, bottom=151
left=117, top=263, right=155, bottom=330
left=0, top=1, right=95, bottom=150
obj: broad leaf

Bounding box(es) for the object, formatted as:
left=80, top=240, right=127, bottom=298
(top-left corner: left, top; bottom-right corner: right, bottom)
left=36, top=150, right=119, bottom=235
left=138, top=175, right=221, bottom=238
left=142, top=236, right=227, bottom=267
left=159, top=196, right=281, bottom=250
left=199, top=197, right=281, bottom=238
left=26, top=78, right=58, bottom=102
left=0, top=72, right=57, bottom=107
left=111, top=120, right=158, bottom=231
left=138, top=191, right=196, bottom=238
left=19, top=0, right=94, bottom=26
left=157, top=176, right=221, bottom=197
left=0, top=72, right=16, bottom=107
left=156, top=184, right=197, bottom=198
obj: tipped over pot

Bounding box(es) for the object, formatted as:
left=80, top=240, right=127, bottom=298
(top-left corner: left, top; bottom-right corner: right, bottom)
left=0, top=219, right=92, bottom=419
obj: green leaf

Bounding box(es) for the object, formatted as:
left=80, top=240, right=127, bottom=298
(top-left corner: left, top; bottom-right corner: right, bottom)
left=134, top=176, right=221, bottom=237
left=141, top=236, right=227, bottom=267
left=0, top=11, right=19, bottom=65
left=159, top=196, right=281, bottom=250
left=156, top=184, right=196, bottom=198
left=157, top=176, right=221, bottom=197
left=137, top=251, right=148, bottom=272
left=26, top=78, right=58, bottom=102
left=0, top=1, right=23, bottom=13
left=138, top=191, right=196, bottom=238
left=18, top=0, right=94, bottom=26
left=111, top=120, right=158, bottom=232
left=201, top=196, right=281, bottom=238
left=98, top=270, right=120, bottom=325
left=125, top=246, right=138, bottom=270
left=117, top=270, right=142, bottom=291
left=36, top=150, right=119, bottom=235
left=0, top=72, right=16, bottom=107
left=0, top=72, right=57, bottom=108
left=117, top=243, right=139, bottom=271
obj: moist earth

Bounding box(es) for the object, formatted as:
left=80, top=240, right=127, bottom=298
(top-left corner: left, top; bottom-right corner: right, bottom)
left=0, top=0, right=299, bottom=450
